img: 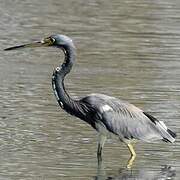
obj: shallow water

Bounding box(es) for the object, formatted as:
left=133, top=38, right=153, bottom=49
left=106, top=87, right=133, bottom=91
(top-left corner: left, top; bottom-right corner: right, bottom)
left=0, top=0, right=180, bottom=179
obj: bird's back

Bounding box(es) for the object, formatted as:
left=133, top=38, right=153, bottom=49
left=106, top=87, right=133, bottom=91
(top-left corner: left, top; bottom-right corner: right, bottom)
left=80, top=93, right=176, bottom=143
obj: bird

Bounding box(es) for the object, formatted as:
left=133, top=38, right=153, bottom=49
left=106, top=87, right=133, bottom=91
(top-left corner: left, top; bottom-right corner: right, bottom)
left=4, top=34, right=176, bottom=168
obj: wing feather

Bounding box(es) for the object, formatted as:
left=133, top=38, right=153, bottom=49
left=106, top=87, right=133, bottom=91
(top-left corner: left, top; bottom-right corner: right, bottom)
left=81, top=93, right=175, bottom=142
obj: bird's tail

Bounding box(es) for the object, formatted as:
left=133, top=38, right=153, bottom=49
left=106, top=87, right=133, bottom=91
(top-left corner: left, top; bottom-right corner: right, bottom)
left=166, top=128, right=177, bottom=140
left=143, top=112, right=176, bottom=143
left=156, top=121, right=177, bottom=143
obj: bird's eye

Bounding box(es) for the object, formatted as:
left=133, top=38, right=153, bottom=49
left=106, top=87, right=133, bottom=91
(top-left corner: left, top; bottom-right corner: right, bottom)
left=46, top=37, right=55, bottom=44
left=50, top=37, right=55, bottom=43
left=42, top=37, right=55, bottom=46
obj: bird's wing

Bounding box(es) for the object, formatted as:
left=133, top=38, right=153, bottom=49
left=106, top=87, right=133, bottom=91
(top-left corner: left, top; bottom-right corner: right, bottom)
left=81, top=93, right=176, bottom=142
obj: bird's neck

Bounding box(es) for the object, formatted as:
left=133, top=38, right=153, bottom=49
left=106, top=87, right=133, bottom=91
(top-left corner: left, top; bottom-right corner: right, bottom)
left=52, top=44, right=81, bottom=116
left=59, top=44, right=76, bottom=77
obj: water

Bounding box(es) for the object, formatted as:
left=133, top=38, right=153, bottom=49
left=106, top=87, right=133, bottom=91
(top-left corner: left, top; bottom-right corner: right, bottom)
left=0, top=0, right=180, bottom=179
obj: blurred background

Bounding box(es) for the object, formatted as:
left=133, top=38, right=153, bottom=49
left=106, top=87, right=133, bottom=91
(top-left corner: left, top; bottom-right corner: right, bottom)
left=0, top=0, right=180, bottom=179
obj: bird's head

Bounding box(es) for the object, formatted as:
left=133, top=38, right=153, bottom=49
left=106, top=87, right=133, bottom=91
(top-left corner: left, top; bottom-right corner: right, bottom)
left=4, top=34, right=75, bottom=51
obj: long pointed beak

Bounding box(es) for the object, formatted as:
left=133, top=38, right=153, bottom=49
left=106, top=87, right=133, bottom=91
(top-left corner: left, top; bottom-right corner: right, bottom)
left=4, top=38, right=53, bottom=51
left=4, top=41, right=43, bottom=51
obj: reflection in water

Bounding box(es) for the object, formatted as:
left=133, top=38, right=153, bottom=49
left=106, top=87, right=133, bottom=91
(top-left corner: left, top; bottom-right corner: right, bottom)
left=95, top=160, right=176, bottom=180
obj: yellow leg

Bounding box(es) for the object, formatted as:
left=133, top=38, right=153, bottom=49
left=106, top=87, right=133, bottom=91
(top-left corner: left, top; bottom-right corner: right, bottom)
left=126, top=143, right=136, bottom=169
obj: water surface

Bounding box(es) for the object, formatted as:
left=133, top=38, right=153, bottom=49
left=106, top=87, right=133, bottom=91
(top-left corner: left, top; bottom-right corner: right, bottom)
left=0, top=0, right=180, bottom=179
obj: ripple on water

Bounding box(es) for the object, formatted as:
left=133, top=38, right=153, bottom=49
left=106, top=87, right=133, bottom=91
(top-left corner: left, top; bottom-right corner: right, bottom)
left=1, top=0, right=180, bottom=179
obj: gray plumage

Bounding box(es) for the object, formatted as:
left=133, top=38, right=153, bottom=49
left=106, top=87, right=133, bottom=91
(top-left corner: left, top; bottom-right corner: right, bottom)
left=80, top=93, right=176, bottom=143
left=5, top=34, right=176, bottom=168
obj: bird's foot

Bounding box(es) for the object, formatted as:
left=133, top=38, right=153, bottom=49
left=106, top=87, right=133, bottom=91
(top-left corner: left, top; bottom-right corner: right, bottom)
left=126, top=154, right=136, bottom=169
left=126, top=143, right=136, bottom=169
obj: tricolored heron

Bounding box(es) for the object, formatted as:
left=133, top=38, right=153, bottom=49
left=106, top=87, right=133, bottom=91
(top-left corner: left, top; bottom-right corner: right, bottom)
left=4, top=34, right=176, bottom=168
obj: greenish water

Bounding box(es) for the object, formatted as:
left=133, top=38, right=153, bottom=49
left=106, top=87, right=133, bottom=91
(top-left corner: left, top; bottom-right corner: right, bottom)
left=0, top=0, right=180, bottom=179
